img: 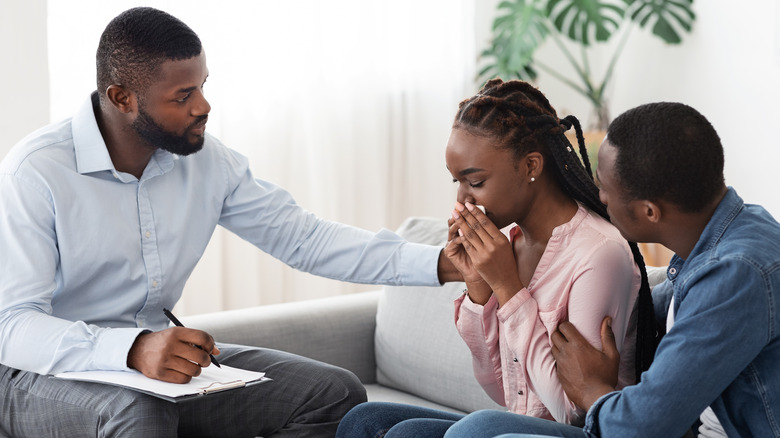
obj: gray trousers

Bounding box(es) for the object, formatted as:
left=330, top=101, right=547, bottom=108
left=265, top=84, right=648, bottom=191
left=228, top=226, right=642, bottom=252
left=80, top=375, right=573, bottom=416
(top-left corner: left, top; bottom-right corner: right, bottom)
left=0, top=344, right=367, bottom=437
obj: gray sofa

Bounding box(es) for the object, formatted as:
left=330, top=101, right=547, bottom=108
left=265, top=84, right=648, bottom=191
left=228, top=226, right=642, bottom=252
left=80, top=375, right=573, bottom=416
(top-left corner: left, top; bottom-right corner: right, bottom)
left=184, top=217, right=668, bottom=415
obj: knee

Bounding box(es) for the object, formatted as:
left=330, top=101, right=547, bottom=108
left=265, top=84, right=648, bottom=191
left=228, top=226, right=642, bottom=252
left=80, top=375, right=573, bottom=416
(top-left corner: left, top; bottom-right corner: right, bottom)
left=444, top=410, right=506, bottom=438
left=327, top=366, right=367, bottom=408
left=336, top=402, right=395, bottom=438
left=342, top=401, right=389, bottom=422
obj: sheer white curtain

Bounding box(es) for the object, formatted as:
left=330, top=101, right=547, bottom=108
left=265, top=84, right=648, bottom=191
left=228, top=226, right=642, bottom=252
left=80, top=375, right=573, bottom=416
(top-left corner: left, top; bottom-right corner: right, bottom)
left=48, top=0, right=477, bottom=315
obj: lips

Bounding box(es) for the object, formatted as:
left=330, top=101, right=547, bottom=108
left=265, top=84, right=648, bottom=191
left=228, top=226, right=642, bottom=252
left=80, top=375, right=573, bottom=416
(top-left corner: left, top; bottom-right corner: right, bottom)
left=190, top=117, right=208, bottom=135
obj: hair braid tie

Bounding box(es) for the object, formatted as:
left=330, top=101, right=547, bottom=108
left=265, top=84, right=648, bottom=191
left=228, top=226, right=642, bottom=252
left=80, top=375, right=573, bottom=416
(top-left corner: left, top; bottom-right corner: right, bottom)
left=561, top=115, right=593, bottom=179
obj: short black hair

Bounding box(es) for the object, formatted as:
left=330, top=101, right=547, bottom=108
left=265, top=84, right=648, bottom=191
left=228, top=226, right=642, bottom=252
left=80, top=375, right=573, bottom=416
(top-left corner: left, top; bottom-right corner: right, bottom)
left=607, top=102, right=725, bottom=212
left=96, top=7, right=202, bottom=99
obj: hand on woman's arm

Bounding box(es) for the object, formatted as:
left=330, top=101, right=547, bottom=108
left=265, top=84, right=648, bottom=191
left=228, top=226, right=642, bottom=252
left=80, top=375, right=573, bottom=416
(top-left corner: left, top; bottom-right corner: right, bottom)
left=551, top=318, right=621, bottom=411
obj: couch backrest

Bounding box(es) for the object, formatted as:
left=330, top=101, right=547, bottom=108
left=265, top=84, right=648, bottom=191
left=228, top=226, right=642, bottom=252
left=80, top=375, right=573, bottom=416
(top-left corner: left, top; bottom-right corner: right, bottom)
left=375, top=217, right=504, bottom=413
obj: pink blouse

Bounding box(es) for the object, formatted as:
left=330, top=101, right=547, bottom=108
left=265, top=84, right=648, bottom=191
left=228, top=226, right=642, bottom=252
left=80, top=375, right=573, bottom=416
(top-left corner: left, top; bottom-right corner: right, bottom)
left=454, top=204, right=640, bottom=425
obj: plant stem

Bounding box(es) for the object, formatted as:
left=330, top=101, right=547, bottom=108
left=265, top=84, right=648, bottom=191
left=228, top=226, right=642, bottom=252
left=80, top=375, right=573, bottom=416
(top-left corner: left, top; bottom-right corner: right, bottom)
left=545, top=19, right=594, bottom=95
left=581, top=44, right=591, bottom=81
left=535, top=60, right=589, bottom=97
left=597, top=21, right=634, bottom=102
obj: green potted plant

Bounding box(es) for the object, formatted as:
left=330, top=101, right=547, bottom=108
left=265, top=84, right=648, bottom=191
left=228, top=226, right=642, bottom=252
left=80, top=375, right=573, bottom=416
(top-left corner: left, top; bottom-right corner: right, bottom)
left=480, top=0, right=696, bottom=131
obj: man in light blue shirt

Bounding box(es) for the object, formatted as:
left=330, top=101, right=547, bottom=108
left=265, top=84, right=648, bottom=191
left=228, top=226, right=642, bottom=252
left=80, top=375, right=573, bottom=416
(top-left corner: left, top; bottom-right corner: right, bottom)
left=0, top=7, right=458, bottom=437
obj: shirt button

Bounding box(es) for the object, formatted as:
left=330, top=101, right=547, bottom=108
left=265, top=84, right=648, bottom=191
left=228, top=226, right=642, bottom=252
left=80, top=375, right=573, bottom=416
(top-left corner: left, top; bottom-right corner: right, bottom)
left=145, top=231, right=151, bottom=238
left=669, top=267, right=678, bottom=275
left=152, top=280, right=158, bottom=288
left=513, top=357, right=518, bottom=362
left=518, top=390, right=523, bottom=395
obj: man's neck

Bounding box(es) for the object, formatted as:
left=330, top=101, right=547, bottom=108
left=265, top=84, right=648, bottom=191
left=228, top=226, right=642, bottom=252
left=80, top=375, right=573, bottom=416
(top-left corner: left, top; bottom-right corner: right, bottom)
left=94, top=100, right=155, bottom=180
left=662, top=187, right=728, bottom=260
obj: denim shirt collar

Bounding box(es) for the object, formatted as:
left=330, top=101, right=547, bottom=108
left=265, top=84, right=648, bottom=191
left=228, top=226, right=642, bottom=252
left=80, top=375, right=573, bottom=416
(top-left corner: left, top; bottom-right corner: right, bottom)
left=665, top=187, right=742, bottom=282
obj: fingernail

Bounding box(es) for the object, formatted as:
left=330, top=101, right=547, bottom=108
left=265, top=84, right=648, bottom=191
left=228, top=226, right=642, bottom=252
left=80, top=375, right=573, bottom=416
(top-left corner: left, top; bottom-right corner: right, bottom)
left=465, top=202, right=475, bottom=211
left=452, top=209, right=460, bottom=219
left=455, top=202, right=465, bottom=212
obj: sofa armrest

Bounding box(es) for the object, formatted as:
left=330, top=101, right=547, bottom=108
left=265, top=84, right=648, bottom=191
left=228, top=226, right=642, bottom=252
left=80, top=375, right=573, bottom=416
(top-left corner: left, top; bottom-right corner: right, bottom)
left=181, top=291, right=381, bottom=384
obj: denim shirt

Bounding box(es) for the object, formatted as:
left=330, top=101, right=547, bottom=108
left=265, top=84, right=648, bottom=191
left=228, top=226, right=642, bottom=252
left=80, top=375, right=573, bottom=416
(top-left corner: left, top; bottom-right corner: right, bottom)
left=584, top=188, right=780, bottom=437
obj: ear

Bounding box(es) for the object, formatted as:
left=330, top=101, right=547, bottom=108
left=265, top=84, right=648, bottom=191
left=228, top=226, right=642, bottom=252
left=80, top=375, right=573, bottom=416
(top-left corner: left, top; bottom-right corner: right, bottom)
left=637, top=200, right=662, bottom=224
left=105, top=85, right=137, bottom=114
left=524, top=152, right=544, bottom=181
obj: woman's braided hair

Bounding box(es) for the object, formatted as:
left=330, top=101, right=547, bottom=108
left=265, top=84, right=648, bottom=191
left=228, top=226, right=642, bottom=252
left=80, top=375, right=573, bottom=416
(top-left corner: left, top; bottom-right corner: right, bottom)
left=454, top=78, right=658, bottom=380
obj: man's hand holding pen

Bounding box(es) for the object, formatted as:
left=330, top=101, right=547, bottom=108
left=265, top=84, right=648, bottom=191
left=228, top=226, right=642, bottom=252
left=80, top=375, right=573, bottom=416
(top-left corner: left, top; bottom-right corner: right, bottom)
left=127, top=326, right=221, bottom=384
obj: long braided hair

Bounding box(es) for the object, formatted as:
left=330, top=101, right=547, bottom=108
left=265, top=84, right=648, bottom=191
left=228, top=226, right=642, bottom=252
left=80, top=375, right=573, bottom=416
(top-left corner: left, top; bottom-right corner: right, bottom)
left=453, top=78, right=658, bottom=380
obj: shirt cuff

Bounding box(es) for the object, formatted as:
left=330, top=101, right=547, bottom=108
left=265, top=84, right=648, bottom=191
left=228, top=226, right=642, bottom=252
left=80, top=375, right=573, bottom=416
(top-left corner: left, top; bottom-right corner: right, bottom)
left=93, top=327, right=150, bottom=371
left=583, top=390, right=620, bottom=435
left=398, top=240, right=444, bottom=286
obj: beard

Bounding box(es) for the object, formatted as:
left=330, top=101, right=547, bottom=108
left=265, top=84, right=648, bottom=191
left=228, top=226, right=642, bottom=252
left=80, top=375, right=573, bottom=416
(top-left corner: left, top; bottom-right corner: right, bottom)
left=131, top=106, right=206, bottom=156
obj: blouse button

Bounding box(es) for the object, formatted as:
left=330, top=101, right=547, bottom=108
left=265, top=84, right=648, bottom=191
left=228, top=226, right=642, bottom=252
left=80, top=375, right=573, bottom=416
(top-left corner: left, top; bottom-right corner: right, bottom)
left=513, top=357, right=518, bottom=362
left=518, top=390, right=523, bottom=395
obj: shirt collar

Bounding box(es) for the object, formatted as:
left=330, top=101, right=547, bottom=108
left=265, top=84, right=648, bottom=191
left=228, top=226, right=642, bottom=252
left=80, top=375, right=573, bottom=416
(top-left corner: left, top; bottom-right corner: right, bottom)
left=73, top=92, right=114, bottom=175
left=667, top=187, right=742, bottom=277
left=691, top=187, right=743, bottom=255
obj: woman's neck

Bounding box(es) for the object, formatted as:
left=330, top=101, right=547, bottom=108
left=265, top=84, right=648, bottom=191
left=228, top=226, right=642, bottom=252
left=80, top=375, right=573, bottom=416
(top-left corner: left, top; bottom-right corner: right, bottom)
left=516, top=185, right=579, bottom=247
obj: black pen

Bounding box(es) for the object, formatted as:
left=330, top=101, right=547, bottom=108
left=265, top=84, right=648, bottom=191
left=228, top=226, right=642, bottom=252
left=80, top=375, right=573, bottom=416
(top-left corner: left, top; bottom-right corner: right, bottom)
left=163, top=308, right=221, bottom=368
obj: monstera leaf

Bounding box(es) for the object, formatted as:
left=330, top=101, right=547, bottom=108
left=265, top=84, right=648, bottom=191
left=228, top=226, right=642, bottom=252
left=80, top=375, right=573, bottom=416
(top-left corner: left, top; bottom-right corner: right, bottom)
left=480, top=0, right=549, bottom=81
left=546, top=0, right=624, bottom=45
left=479, top=0, right=695, bottom=129
left=626, top=0, right=695, bottom=44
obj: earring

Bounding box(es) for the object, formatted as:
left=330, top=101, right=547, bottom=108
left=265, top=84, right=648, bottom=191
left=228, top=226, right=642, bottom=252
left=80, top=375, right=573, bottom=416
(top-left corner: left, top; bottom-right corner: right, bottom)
left=530, top=177, right=536, bottom=183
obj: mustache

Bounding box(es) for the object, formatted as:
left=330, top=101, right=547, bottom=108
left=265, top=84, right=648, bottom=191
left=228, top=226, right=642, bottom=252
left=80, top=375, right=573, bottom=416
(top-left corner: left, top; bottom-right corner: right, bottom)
left=190, top=115, right=208, bottom=130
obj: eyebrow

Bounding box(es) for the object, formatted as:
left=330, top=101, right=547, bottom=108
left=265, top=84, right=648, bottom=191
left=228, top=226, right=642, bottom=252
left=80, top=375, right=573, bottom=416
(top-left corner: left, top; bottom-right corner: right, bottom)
left=176, top=86, right=198, bottom=94
left=176, top=76, right=209, bottom=95
left=458, top=167, right=485, bottom=177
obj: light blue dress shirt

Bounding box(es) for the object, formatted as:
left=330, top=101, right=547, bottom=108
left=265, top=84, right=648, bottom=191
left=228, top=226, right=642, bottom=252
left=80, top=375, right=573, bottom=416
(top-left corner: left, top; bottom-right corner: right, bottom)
left=0, top=93, right=442, bottom=375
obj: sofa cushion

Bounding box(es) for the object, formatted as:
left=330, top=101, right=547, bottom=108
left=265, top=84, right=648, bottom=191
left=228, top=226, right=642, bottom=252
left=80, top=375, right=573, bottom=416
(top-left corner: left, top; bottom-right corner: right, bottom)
left=375, top=217, right=504, bottom=413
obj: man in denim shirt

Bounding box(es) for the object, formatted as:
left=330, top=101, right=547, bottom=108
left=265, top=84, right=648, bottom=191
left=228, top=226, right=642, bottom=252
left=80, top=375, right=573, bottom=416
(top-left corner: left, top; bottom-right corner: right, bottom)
left=442, top=102, right=780, bottom=437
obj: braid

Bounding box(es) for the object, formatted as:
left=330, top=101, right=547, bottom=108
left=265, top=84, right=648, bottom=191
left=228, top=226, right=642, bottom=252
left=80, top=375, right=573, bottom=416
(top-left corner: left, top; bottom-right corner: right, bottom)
left=455, top=79, right=659, bottom=381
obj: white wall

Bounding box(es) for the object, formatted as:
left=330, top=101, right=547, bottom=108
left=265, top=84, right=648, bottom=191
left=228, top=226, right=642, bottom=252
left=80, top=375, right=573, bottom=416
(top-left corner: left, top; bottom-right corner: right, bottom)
left=477, top=0, right=780, bottom=217
left=5, top=0, right=780, bottom=216
left=0, top=0, right=49, bottom=157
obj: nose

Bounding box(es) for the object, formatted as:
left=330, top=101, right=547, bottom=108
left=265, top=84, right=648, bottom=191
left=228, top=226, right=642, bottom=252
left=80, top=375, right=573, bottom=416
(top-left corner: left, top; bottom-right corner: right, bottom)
left=192, top=90, right=211, bottom=117
left=455, top=184, right=475, bottom=205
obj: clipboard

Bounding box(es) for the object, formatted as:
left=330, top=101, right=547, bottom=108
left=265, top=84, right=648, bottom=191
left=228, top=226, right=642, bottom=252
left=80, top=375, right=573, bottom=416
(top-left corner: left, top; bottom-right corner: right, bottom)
left=53, top=364, right=272, bottom=403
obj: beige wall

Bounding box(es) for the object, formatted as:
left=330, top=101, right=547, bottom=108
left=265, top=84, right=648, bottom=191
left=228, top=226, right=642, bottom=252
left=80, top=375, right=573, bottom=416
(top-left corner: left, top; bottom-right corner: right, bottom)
left=0, top=0, right=49, bottom=158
